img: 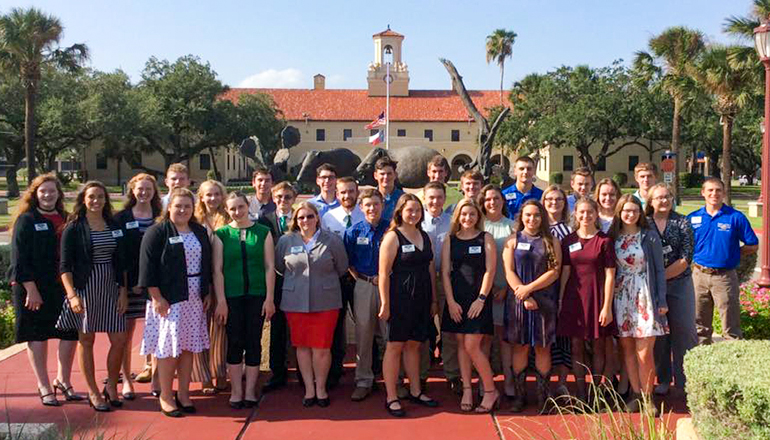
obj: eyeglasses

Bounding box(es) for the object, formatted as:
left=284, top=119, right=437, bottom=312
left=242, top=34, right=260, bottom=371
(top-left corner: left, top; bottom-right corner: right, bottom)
left=318, top=175, right=336, bottom=180
left=297, top=214, right=316, bottom=221
left=652, top=195, right=672, bottom=202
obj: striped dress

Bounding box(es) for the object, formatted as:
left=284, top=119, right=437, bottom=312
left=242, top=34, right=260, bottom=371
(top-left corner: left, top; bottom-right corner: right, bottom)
left=57, top=229, right=126, bottom=333
left=549, top=221, right=572, bottom=368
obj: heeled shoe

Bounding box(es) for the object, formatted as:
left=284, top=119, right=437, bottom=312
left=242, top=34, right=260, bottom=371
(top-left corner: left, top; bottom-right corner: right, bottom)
left=316, top=397, right=330, bottom=408
left=475, top=390, right=500, bottom=414
left=102, top=387, right=122, bottom=408
left=52, top=380, right=84, bottom=401
left=460, top=386, right=474, bottom=412
left=38, top=389, right=60, bottom=407
left=175, top=393, right=196, bottom=413
left=386, top=399, right=406, bottom=417
left=229, top=400, right=245, bottom=410
left=88, top=395, right=111, bottom=412
left=408, top=392, right=439, bottom=408
left=302, top=396, right=317, bottom=407
left=122, top=391, right=136, bottom=401
left=160, top=406, right=183, bottom=418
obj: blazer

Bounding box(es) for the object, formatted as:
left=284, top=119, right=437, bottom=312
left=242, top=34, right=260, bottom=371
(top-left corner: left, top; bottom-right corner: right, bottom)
left=60, top=216, right=128, bottom=290
left=640, top=227, right=668, bottom=312
left=139, top=219, right=212, bottom=306
left=114, top=208, right=155, bottom=289
left=275, top=230, right=349, bottom=313
left=9, top=210, right=61, bottom=287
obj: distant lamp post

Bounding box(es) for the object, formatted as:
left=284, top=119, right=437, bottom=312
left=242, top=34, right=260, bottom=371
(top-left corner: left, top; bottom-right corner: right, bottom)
left=753, top=20, right=770, bottom=287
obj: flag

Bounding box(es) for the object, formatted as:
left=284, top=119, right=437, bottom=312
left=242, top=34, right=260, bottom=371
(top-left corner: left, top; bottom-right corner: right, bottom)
left=369, top=130, right=384, bottom=146
left=365, top=112, right=386, bottom=130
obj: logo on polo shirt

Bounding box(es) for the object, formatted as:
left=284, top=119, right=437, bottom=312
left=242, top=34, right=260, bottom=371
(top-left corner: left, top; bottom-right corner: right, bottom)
left=717, top=223, right=731, bottom=232
left=505, top=193, right=517, bottom=201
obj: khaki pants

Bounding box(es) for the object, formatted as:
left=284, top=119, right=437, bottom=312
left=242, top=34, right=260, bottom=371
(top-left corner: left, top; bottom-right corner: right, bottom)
left=353, top=279, right=388, bottom=388
left=692, top=266, right=741, bottom=344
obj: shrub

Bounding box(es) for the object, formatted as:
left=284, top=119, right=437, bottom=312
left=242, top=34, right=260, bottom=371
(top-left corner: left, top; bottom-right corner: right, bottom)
left=0, top=244, right=11, bottom=291
left=713, top=280, right=770, bottom=340
left=612, top=172, right=628, bottom=187
left=550, top=172, right=564, bottom=185
left=0, top=303, right=14, bottom=350
left=681, top=172, right=705, bottom=188
left=206, top=170, right=220, bottom=181
left=684, top=340, right=770, bottom=440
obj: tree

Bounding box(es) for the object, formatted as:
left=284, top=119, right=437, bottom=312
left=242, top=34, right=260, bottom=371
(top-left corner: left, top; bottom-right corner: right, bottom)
left=724, top=0, right=770, bottom=69
left=691, top=45, right=757, bottom=204
left=485, top=29, right=517, bottom=105
left=0, top=76, right=26, bottom=197
left=634, top=27, right=705, bottom=202
left=0, top=7, right=88, bottom=184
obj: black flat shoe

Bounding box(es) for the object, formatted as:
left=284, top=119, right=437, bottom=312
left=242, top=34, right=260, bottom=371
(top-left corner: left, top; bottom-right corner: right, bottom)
left=408, top=392, right=439, bottom=408
left=302, top=396, right=317, bottom=407
left=317, top=397, right=330, bottom=407
left=386, top=399, right=406, bottom=417
left=160, top=407, right=183, bottom=418
left=229, top=400, right=244, bottom=410
left=88, top=396, right=111, bottom=412
left=175, top=393, right=196, bottom=413
left=103, top=387, right=122, bottom=408
left=52, top=380, right=84, bottom=401
left=244, top=399, right=258, bottom=408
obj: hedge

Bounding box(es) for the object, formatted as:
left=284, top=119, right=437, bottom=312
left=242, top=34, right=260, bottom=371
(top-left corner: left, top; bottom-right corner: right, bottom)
left=0, top=244, right=13, bottom=350
left=684, top=341, right=770, bottom=440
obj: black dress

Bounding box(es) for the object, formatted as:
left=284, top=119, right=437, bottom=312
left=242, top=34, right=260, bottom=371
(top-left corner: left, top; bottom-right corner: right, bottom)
left=387, top=229, right=433, bottom=342
left=441, top=232, right=493, bottom=335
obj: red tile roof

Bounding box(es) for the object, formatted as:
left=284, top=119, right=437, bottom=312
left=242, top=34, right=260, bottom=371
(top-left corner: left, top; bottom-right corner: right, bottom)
left=221, top=88, right=508, bottom=122
left=373, top=29, right=404, bottom=38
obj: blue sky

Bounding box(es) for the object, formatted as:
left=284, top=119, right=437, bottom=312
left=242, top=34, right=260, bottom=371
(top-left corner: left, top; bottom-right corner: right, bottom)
left=4, top=0, right=753, bottom=90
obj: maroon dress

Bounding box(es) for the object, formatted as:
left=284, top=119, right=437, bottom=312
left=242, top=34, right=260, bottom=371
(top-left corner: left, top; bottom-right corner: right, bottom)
left=556, top=231, right=617, bottom=340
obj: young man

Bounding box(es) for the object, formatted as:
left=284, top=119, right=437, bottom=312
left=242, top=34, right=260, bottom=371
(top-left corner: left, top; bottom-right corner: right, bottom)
left=374, top=157, right=405, bottom=223
left=249, top=166, right=276, bottom=219
left=344, top=189, right=389, bottom=401
left=566, top=167, right=594, bottom=212
left=161, top=163, right=191, bottom=209
left=416, top=154, right=463, bottom=204
left=420, top=181, right=461, bottom=393
left=501, top=156, right=543, bottom=220
left=308, top=163, right=340, bottom=218
left=445, top=169, right=483, bottom=214
left=688, top=178, right=758, bottom=344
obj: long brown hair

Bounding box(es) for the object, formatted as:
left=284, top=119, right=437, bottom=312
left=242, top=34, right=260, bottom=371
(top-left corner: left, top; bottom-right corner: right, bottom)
left=609, top=194, right=648, bottom=239
left=593, top=178, right=621, bottom=210
left=123, top=173, right=162, bottom=218
left=388, top=193, right=424, bottom=233
left=160, top=188, right=200, bottom=226
left=541, top=185, right=570, bottom=224
left=449, top=198, right=485, bottom=236
left=195, top=180, right=229, bottom=229
left=570, top=197, right=602, bottom=231
left=513, top=200, right=558, bottom=270
left=68, top=181, right=113, bottom=225
left=476, top=184, right=509, bottom=218
left=11, top=173, right=67, bottom=230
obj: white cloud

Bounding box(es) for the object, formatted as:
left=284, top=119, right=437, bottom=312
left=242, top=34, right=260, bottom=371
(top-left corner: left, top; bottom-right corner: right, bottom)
left=238, top=68, right=303, bottom=88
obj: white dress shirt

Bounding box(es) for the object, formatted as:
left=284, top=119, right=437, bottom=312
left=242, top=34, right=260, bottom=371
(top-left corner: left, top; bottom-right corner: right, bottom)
left=322, top=205, right=365, bottom=240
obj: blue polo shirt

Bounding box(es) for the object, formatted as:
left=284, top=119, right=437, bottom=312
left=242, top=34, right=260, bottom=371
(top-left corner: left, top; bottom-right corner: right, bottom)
left=502, top=183, right=543, bottom=220
left=688, top=204, right=758, bottom=270
left=343, top=219, right=389, bottom=277
left=308, top=194, right=340, bottom=219
left=381, top=187, right=405, bottom=223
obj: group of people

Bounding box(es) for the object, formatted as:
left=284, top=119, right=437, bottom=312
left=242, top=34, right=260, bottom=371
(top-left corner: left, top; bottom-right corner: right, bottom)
left=10, top=154, right=757, bottom=418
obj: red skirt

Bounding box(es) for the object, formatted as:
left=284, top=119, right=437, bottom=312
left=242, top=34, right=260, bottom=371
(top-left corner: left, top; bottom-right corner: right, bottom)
left=285, top=309, right=339, bottom=349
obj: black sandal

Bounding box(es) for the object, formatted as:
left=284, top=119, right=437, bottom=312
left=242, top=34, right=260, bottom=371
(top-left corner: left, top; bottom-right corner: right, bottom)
left=408, top=392, right=439, bottom=408
left=52, top=380, right=83, bottom=401
left=103, top=387, right=123, bottom=408
left=38, top=389, right=60, bottom=407
left=386, top=399, right=405, bottom=417
left=460, top=386, right=474, bottom=412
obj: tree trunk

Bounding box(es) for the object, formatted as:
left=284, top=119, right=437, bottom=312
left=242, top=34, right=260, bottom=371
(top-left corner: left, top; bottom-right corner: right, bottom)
left=499, top=62, right=504, bottom=105
left=6, top=167, right=20, bottom=198
left=721, top=116, right=733, bottom=206
left=209, top=146, right=221, bottom=181
left=671, top=97, right=682, bottom=204
left=24, top=84, right=37, bottom=184
left=116, top=156, right=122, bottom=187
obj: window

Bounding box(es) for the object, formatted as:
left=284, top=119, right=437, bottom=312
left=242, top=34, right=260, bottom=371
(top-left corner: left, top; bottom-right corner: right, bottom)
left=451, top=130, right=460, bottom=142
left=563, top=155, right=574, bottom=172
left=96, top=154, right=107, bottom=170
left=628, top=155, right=639, bottom=172
left=199, top=153, right=211, bottom=170
left=397, top=129, right=406, bottom=137
left=316, top=129, right=325, bottom=141
left=424, top=129, right=433, bottom=142
left=227, top=154, right=231, bottom=171
left=596, top=156, right=606, bottom=172
left=343, top=129, right=352, bottom=141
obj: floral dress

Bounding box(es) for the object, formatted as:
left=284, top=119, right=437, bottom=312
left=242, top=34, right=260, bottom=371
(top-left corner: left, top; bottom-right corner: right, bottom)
left=613, top=232, right=668, bottom=338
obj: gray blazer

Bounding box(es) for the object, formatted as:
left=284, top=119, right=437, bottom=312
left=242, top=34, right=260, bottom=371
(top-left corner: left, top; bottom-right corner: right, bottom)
left=640, top=227, right=668, bottom=312
left=275, top=230, right=349, bottom=313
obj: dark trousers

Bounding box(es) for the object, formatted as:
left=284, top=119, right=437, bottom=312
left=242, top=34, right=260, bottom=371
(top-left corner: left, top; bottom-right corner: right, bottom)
left=269, top=278, right=289, bottom=379
left=330, top=273, right=356, bottom=379
left=226, top=295, right=266, bottom=367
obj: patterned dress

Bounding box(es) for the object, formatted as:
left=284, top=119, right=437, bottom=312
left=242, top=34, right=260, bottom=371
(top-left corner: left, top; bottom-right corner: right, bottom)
left=613, top=232, right=668, bottom=338
left=141, top=232, right=210, bottom=358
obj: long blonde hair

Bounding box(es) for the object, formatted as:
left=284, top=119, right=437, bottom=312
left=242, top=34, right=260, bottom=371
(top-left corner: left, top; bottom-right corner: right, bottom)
left=195, top=180, right=229, bottom=229
left=449, top=198, right=485, bottom=236
left=288, top=202, right=320, bottom=233
left=11, top=173, right=67, bottom=230
left=123, top=173, right=162, bottom=218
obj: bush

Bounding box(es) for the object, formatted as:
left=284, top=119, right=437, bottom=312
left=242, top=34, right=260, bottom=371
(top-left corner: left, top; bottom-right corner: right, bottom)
left=0, top=304, right=14, bottom=350
left=550, top=172, right=564, bottom=185
left=684, top=341, right=770, bottom=440
left=612, top=172, right=628, bottom=187
left=681, top=172, right=705, bottom=188
left=0, top=244, right=11, bottom=291
left=206, top=170, right=220, bottom=181
left=713, top=280, right=770, bottom=340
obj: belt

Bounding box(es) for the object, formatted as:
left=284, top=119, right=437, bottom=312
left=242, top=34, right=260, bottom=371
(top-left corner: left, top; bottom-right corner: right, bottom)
left=357, top=274, right=377, bottom=284
left=187, top=272, right=202, bottom=277
left=693, top=263, right=730, bottom=275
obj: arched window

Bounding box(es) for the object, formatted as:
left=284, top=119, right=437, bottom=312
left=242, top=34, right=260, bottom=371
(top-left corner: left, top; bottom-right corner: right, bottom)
left=451, top=154, right=473, bottom=180
left=383, top=45, right=394, bottom=64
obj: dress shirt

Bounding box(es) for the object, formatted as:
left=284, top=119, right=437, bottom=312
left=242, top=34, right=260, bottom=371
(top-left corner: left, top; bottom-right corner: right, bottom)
left=344, top=219, right=388, bottom=277
left=421, top=209, right=451, bottom=271
left=249, top=196, right=276, bottom=220
left=322, top=205, right=365, bottom=240
left=381, top=187, right=405, bottom=222
left=308, top=194, right=341, bottom=219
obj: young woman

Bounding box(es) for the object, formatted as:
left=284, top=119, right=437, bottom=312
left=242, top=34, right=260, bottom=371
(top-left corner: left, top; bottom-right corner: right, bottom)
left=275, top=202, right=348, bottom=408
left=192, top=180, right=230, bottom=394
left=114, top=173, right=162, bottom=400
left=10, top=173, right=80, bottom=406
left=212, top=192, right=275, bottom=409
left=57, top=181, right=128, bottom=412
left=557, top=197, right=616, bottom=402
left=609, top=194, right=668, bottom=414
left=441, top=198, right=498, bottom=413
left=502, top=200, right=561, bottom=412
left=645, top=184, right=697, bottom=397
left=378, top=194, right=439, bottom=417
left=594, top=178, right=620, bottom=233
left=140, top=188, right=212, bottom=417
left=476, top=184, right=515, bottom=398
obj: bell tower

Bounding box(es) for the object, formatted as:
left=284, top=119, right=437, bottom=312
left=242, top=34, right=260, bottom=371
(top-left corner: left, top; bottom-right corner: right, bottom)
left=367, top=27, right=410, bottom=97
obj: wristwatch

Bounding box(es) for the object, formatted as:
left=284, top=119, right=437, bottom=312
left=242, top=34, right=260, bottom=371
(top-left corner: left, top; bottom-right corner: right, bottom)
left=477, top=293, right=487, bottom=302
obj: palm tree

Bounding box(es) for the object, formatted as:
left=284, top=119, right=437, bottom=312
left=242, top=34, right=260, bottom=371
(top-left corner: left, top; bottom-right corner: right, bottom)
left=634, top=27, right=705, bottom=204
left=0, top=7, right=88, bottom=183
left=723, top=0, right=770, bottom=68
left=486, top=28, right=517, bottom=104
left=691, top=45, right=757, bottom=205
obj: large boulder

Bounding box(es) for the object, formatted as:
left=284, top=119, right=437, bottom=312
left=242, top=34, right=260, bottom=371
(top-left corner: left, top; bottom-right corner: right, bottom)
left=296, top=148, right=362, bottom=183
left=356, top=146, right=440, bottom=188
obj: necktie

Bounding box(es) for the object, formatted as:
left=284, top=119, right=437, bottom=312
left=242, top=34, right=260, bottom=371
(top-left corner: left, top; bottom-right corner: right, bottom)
left=345, top=214, right=352, bottom=228
left=279, top=215, right=287, bottom=233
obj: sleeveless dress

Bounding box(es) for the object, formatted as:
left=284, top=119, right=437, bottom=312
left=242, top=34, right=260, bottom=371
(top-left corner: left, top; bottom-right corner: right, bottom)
left=505, top=231, right=558, bottom=347
left=387, top=229, right=433, bottom=342
left=441, top=232, right=493, bottom=335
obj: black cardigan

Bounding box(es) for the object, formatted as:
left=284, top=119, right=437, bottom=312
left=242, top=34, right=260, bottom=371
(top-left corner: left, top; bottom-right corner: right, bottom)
left=9, top=210, right=62, bottom=287
left=60, top=216, right=128, bottom=290
left=114, top=208, right=151, bottom=289
left=138, top=220, right=212, bottom=306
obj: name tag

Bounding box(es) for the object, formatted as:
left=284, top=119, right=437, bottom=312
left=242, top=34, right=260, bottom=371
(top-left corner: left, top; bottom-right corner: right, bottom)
left=568, top=242, right=582, bottom=253
left=516, top=242, right=531, bottom=251
left=717, top=222, right=731, bottom=232
left=169, top=236, right=183, bottom=244
left=290, top=245, right=304, bottom=254
left=468, top=246, right=482, bottom=254
left=402, top=244, right=415, bottom=253
left=691, top=216, right=702, bottom=224
left=111, top=230, right=124, bottom=238
left=34, top=223, right=49, bottom=231
left=505, top=192, right=517, bottom=201
left=357, top=236, right=370, bottom=245
left=662, top=245, right=673, bottom=254
left=125, top=221, right=139, bottom=229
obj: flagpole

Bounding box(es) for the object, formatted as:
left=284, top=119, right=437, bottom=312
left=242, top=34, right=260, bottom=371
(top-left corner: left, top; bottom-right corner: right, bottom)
left=386, top=61, right=390, bottom=150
